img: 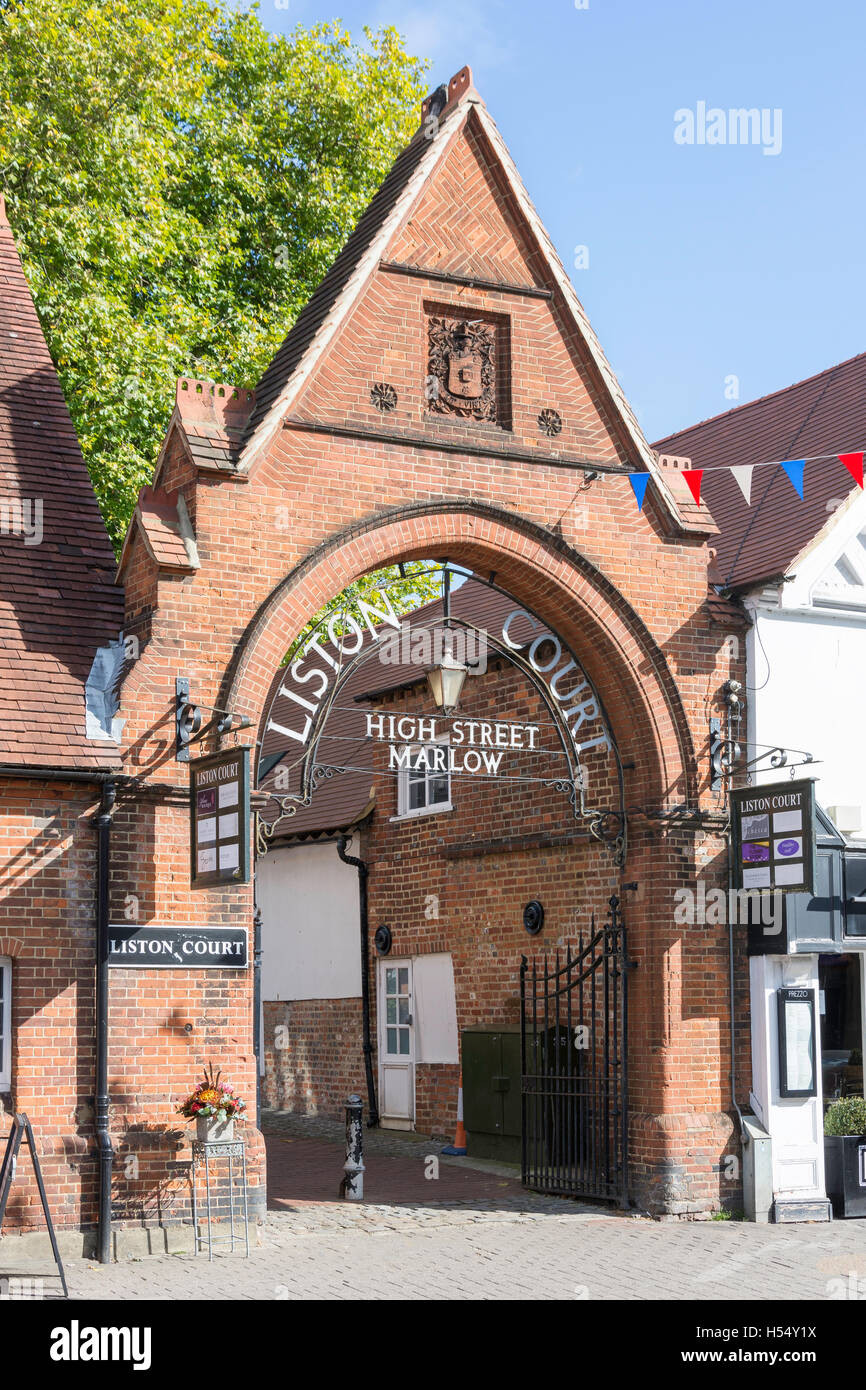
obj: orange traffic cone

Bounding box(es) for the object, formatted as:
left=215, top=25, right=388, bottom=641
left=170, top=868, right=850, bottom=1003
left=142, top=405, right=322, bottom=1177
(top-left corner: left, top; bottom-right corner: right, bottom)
left=441, top=1070, right=467, bottom=1155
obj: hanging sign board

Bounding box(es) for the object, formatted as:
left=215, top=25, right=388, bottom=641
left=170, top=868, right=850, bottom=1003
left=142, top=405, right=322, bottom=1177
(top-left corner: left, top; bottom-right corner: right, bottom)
left=190, top=746, right=251, bottom=887
left=730, top=778, right=816, bottom=896
left=108, top=924, right=248, bottom=968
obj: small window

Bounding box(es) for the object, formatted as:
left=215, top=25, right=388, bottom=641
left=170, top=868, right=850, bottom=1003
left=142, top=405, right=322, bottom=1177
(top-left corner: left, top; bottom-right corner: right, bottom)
left=0, top=957, right=11, bottom=1090
left=395, top=738, right=452, bottom=819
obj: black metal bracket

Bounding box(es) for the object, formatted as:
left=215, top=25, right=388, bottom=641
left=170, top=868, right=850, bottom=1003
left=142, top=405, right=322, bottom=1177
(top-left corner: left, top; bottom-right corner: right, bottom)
left=743, top=744, right=818, bottom=774
left=176, top=676, right=252, bottom=763
left=710, top=717, right=740, bottom=791
left=710, top=714, right=818, bottom=790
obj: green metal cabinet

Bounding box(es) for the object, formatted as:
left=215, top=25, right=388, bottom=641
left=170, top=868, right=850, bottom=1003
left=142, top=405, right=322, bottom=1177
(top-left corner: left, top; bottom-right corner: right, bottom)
left=462, top=1025, right=522, bottom=1161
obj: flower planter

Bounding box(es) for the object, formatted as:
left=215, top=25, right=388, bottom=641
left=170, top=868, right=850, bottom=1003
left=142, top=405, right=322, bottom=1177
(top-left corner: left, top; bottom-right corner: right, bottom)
left=824, top=1135, right=866, bottom=1218
left=196, top=1113, right=236, bottom=1144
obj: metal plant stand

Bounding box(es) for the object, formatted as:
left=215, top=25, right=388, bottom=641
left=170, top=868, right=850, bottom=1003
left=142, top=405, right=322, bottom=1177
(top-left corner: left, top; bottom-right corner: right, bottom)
left=190, top=1139, right=250, bottom=1261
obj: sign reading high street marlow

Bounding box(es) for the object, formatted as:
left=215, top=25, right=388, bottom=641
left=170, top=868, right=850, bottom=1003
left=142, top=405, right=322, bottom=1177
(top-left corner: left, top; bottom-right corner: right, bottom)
left=365, top=711, right=541, bottom=776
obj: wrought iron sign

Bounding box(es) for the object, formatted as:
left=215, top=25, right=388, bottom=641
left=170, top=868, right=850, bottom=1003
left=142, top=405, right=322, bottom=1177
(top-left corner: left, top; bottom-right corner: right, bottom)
left=255, top=567, right=627, bottom=865
left=176, top=677, right=252, bottom=763
left=730, top=778, right=817, bottom=896
left=709, top=681, right=818, bottom=791
left=190, top=746, right=251, bottom=887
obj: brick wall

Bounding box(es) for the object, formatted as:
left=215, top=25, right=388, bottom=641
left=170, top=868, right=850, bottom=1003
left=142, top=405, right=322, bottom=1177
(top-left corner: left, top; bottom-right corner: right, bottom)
left=0, top=779, right=100, bottom=1231
left=1, top=99, right=750, bottom=1230
left=262, top=999, right=365, bottom=1116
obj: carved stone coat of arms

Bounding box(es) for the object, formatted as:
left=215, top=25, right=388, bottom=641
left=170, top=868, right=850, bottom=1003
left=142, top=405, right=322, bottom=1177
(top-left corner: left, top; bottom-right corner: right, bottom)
left=427, top=317, right=497, bottom=422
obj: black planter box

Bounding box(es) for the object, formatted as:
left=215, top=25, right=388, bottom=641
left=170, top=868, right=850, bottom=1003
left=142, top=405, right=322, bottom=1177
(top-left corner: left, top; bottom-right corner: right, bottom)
left=824, top=1135, right=866, bottom=1218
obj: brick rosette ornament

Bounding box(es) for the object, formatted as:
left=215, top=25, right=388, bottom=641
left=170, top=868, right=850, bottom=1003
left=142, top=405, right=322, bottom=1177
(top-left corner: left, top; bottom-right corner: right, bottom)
left=537, top=407, right=562, bottom=438
left=178, top=1062, right=246, bottom=1142
left=370, top=382, right=398, bottom=412
left=427, top=316, right=497, bottom=422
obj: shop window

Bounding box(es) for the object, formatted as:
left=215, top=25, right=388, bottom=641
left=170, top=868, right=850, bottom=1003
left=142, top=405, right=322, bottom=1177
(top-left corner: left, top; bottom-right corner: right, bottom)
left=395, top=738, right=452, bottom=819
left=819, top=954, right=864, bottom=1103
left=0, top=957, right=10, bottom=1090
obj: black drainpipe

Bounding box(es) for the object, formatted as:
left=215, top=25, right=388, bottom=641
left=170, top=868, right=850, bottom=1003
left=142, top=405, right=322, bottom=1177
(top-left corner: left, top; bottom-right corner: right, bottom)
left=95, top=781, right=116, bottom=1263
left=337, top=835, right=379, bottom=1126
left=253, top=904, right=263, bottom=1130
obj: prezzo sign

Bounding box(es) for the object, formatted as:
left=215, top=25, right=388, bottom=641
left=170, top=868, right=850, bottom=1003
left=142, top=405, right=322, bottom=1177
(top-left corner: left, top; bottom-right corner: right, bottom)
left=265, top=588, right=612, bottom=762
left=107, top=925, right=248, bottom=968
left=190, top=746, right=251, bottom=887
left=730, top=778, right=816, bottom=896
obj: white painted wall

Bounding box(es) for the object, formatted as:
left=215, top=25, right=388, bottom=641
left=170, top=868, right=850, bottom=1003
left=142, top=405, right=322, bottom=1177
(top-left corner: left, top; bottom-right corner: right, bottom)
left=744, top=491, right=866, bottom=1214
left=257, top=841, right=361, bottom=999
left=747, top=604, right=866, bottom=833
left=414, top=953, right=459, bottom=1063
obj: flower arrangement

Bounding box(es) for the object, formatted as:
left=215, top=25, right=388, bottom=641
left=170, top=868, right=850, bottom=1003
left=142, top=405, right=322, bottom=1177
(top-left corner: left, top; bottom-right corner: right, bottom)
left=177, top=1063, right=246, bottom=1123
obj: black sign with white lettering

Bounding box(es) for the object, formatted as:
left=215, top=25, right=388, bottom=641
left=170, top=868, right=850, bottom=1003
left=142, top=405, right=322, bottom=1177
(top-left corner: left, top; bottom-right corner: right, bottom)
left=730, top=777, right=816, bottom=897
left=190, top=746, right=251, bottom=888
left=107, top=925, right=248, bottom=968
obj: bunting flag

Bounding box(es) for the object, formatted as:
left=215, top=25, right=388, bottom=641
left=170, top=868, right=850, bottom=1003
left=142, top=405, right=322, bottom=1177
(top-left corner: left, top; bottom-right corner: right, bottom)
left=839, top=452, right=864, bottom=488
left=781, top=459, right=805, bottom=499
left=730, top=465, right=754, bottom=506
left=682, top=468, right=703, bottom=506
left=629, top=473, right=650, bottom=510
left=623, top=446, right=866, bottom=512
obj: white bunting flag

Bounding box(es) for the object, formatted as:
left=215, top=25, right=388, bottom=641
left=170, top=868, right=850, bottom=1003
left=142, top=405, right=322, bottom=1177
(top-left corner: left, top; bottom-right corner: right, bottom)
left=730, top=465, right=754, bottom=506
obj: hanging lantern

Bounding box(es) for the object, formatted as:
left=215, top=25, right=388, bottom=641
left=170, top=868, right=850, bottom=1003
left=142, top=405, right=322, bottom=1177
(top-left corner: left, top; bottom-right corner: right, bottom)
left=426, top=642, right=469, bottom=715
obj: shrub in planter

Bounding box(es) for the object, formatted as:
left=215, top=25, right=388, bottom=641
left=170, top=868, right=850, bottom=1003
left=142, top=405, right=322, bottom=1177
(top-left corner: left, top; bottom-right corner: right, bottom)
left=824, top=1097, right=866, bottom=1137
left=824, top=1096, right=866, bottom=1218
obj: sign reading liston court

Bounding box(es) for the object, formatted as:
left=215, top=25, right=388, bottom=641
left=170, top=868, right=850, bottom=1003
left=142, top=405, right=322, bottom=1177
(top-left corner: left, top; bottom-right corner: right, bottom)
left=730, top=777, right=816, bottom=896
left=190, top=746, right=251, bottom=887
left=108, top=925, right=248, bottom=968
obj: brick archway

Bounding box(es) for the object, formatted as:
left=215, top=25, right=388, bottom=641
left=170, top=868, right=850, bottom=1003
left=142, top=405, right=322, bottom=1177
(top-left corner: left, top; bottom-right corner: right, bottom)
left=222, top=501, right=696, bottom=810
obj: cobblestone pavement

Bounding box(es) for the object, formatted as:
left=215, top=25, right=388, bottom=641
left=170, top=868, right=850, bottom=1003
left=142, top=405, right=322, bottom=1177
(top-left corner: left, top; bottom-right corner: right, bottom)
left=38, top=1204, right=866, bottom=1302
left=8, top=1114, right=866, bottom=1301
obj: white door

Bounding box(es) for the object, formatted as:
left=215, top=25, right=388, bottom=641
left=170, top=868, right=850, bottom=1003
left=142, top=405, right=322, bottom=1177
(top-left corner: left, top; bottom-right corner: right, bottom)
left=378, top=959, right=415, bottom=1128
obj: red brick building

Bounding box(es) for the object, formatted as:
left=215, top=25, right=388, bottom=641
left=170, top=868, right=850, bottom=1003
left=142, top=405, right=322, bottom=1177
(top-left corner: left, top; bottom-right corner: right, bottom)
left=0, top=192, right=124, bottom=1238
left=2, top=66, right=749, bottom=1244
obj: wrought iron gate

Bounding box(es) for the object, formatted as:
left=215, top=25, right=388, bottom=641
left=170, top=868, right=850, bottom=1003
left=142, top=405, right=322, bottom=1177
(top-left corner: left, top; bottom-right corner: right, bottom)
left=520, top=895, right=630, bottom=1205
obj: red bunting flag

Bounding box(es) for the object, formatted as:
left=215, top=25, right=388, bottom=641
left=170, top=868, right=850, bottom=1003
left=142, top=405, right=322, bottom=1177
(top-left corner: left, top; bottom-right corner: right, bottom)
left=682, top=468, right=704, bottom=506
left=839, top=452, right=864, bottom=488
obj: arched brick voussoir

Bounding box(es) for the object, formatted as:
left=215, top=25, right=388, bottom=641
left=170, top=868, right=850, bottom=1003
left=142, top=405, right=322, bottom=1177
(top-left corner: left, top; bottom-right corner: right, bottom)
left=221, top=502, right=697, bottom=807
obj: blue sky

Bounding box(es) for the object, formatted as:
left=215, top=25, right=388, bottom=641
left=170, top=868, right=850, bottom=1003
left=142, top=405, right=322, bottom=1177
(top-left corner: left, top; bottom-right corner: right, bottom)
left=260, top=0, right=865, bottom=442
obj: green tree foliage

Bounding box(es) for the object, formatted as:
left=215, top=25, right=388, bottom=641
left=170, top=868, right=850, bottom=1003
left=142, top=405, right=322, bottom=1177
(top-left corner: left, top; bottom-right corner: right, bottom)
left=289, top=562, right=451, bottom=664
left=0, top=0, right=428, bottom=549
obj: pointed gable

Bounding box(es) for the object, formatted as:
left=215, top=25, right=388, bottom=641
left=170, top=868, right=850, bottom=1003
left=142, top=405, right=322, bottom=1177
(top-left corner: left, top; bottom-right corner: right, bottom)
left=238, top=68, right=702, bottom=536
left=390, top=117, right=540, bottom=286
left=0, top=195, right=123, bottom=769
